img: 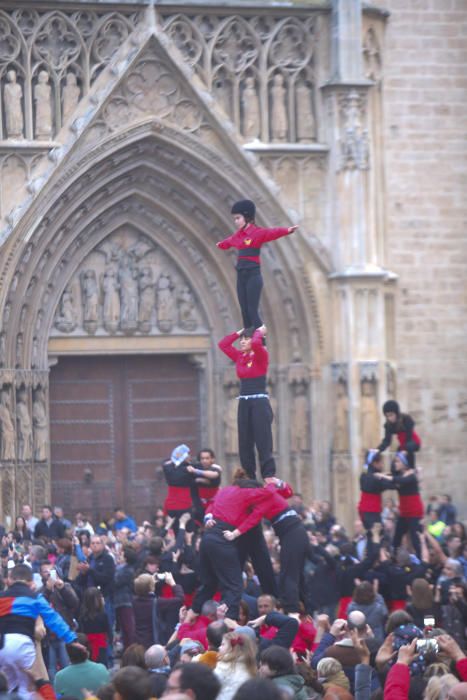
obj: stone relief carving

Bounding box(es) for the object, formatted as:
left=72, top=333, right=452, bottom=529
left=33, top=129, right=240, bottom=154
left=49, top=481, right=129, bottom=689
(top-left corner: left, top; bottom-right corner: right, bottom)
left=52, top=230, right=205, bottom=338
left=271, top=73, right=288, bottom=142
left=54, top=286, right=76, bottom=333
left=363, top=28, right=382, bottom=81
left=339, top=90, right=370, bottom=171
left=32, top=385, right=47, bottom=462
left=62, top=72, right=80, bottom=122
left=290, top=379, right=309, bottom=453
left=0, top=387, right=16, bottom=461
left=296, top=80, right=316, bottom=143
left=242, top=76, right=260, bottom=140
left=161, top=12, right=316, bottom=143
left=360, top=378, right=379, bottom=451
left=16, top=387, right=32, bottom=462
left=0, top=8, right=138, bottom=140
left=34, top=70, right=52, bottom=140
left=333, top=378, right=349, bottom=453
left=4, top=69, right=24, bottom=139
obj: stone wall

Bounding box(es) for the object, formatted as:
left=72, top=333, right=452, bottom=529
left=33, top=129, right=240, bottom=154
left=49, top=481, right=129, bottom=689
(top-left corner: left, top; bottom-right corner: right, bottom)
left=373, top=0, right=467, bottom=510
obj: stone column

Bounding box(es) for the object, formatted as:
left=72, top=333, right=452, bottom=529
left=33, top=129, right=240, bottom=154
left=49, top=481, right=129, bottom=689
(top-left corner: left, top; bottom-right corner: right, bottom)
left=324, top=1, right=395, bottom=530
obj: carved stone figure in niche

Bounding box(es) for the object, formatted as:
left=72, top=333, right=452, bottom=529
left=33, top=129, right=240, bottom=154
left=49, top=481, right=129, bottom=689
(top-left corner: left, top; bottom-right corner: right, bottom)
left=4, top=70, right=24, bottom=139
left=62, top=72, right=80, bottom=123
left=55, top=287, right=76, bottom=333
left=178, top=286, right=197, bottom=331
left=156, top=274, right=175, bottom=333
left=138, top=267, right=155, bottom=332
left=15, top=333, right=23, bottom=368
left=361, top=379, right=379, bottom=450
left=101, top=268, right=120, bottom=333
left=334, top=380, right=349, bottom=452
left=291, top=382, right=309, bottom=453
left=33, top=387, right=47, bottom=462
left=224, top=384, right=238, bottom=455
left=16, top=389, right=32, bottom=462
left=81, top=270, right=99, bottom=334
left=242, top=76, right=260, bottom=140
left=34, top=70, right=52, bottom=140
left=271, top=74, right=288, bottom=142
left=119, top=261, right=139, bottom=332
left=296, top=81, right=315, bottom=142
left=0, top=389, right=15, bottom=461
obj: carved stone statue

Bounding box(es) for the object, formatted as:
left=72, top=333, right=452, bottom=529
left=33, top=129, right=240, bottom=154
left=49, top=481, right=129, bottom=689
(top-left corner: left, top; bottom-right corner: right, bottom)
left=55, top=286, right=76, bottom=333
left=178, top=286, right=197, bottom=331
left=33, top=387, right=47, bottom=462
left=81, top=270, right=99, bottom=334
left=4, top=70, right=24, bottom=139
left=334, top=380, right=349, bottom=452
left=34, top=70, right=52, bottom=141
left=242, top=76, right=260, bottom=140
left=271, top=74, right=288, bottom=142
left=119, top=261, right=139, bottom=332
left=156, top=274, right=175, bottom=333
left=101, top=268, right=120, bottom=333
left=62, top=72, right=80, bottom=122
left=296, top=81, right=315, bottom=142
left=291, top=382, right=309, bottom=453
left=16, top=389, right=32, bottom=462
left=138, top=266, right=155, bottom=332
left=361, top=379, right=379, bottom=450
left=0, top=390, right=15, bottom=461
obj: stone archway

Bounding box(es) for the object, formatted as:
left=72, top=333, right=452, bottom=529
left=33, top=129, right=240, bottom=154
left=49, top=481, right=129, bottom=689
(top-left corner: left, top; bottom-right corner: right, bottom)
left=0, top=122, right=327, bottom=522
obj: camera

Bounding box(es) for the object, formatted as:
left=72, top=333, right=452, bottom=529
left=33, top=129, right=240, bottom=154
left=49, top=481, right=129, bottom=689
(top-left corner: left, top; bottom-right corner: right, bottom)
left=423, top=616, right=435, bottom=628
left=156, top=573, right=166, bottom=581
left=416, top=639, right=439, bottom=654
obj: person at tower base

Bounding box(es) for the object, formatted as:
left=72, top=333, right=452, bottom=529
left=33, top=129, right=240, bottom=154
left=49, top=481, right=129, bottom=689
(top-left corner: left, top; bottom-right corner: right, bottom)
left=216, top=199, right=298, bottom=329
left=218, top=325, right=275, bottom=481
left=162, top=444, right=194, bottom=530
left=377, top=400, right=421, bottom=468
left=386, top=451, right=424, bottom=560
left=358, top=449, right=395, bottom=532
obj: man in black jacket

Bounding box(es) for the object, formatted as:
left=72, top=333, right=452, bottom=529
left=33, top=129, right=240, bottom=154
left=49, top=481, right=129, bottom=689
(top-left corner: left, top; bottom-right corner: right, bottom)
left=75, top=534, right=116, bottom=661
left=34, top=506, right=66, bottom=541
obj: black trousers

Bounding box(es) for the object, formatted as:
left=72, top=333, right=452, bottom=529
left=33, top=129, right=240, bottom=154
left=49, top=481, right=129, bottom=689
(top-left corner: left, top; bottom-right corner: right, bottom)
left=277, top=519, right=309, bottom=613
left=237, top=525, right=278, bottom=597
left=192, top=527, right=243, bottom=619
left=393, top=516, right=421, bottom=559
left=238, top=397, right=276, bottom=479
left=361, top=512, right=382, bottom=530
left=237, top=267, right=263, bottom=329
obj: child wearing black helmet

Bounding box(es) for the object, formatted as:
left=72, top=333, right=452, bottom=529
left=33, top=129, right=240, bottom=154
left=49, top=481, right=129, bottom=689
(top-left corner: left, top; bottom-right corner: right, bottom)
left=216, top=199, right=298, bottom=328
left=377, top=400, right=421, bottom=468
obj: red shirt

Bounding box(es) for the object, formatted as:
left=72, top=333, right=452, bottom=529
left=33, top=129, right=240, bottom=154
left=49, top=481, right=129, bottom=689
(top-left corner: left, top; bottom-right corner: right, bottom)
left=177, top=615, right=210, bottom=650
left=209, top=485, right=272, bottom=534
left=292, top=619, right=317, bottom=655
left=217, top=224, right=291, bottom=263
left=218, top=330, right=268, bottom=380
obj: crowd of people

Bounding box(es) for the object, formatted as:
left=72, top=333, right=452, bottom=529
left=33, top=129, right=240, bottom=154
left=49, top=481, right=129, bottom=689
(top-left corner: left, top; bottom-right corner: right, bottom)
left=0, top=482, right=465, bottom=700
left=0, top=200, right=466, bottom=700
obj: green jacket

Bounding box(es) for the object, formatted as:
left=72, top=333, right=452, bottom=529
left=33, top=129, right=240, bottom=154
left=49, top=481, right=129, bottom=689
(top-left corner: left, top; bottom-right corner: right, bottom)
left=273, top=673, right=309, bottom=700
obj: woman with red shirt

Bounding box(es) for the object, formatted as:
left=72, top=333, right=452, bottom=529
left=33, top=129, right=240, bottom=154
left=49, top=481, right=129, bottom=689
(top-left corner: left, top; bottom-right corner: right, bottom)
left=223, top=475, right=309, bottom=614
left=218, top=325, right=275, bottom=480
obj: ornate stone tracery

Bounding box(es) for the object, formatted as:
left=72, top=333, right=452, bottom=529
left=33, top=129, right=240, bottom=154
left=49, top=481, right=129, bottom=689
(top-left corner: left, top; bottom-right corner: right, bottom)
left=161, top=12, right=318, bottom=142
left=0, top=8, right=140, bottom=141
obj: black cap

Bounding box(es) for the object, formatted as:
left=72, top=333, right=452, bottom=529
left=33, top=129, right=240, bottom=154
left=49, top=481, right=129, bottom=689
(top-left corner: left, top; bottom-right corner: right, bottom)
left=231, top=200, right=256, bottom=220
left=383, top=400, right=400, bottom=415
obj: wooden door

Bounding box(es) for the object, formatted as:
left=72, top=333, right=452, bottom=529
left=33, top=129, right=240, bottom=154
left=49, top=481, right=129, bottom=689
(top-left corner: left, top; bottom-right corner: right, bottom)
left=49, top=355, right=200, bottom=524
